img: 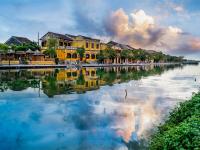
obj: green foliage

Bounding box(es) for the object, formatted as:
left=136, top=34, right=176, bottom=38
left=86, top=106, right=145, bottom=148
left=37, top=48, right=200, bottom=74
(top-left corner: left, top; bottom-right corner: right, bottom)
left=11, top=42, right=39, bottom=52
left=96, top=50, right=106, bottom=63
left=76, top=74, right=85, bottom=85
left=44, top=38, right=59, bottom=58
left=0, top=43, right=9, bottom=52
left=150, top=93, right=200, bottom=150
left=43, top=49, right=56, bottom=58
left=106, top=48, right=117, bottom=60
left=120, top=50, right=131, bottom=59
left=47, top=38, right=58, bottom=50
left=76, top=47, right=85, bottom=60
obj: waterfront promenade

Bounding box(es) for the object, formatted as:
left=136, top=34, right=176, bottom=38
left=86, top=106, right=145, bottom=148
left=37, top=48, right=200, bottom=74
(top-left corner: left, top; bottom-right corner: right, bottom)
left=0, top=63, right=183, bottom=69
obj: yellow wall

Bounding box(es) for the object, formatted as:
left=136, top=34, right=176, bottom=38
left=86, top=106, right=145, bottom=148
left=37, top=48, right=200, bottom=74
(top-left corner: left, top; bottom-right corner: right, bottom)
left=56, top=49, right=79, bottom=61
left=41, top=34, right=106, bottom=63
left=1, top=61, right=19, bottom=65
left=100, top=43, right=108, bottom=50
left=71, top=36, right=100, bottom=51
left=29, top=61, right=55, bottom=65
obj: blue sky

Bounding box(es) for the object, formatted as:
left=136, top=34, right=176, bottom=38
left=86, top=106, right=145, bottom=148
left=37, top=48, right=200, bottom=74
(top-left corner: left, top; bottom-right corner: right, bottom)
left=0, top=0, right=200, bottom=59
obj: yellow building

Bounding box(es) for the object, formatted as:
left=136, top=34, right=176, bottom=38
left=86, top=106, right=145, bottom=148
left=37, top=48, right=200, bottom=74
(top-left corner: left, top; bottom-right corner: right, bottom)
left=40, top=32, right=102, bottom=63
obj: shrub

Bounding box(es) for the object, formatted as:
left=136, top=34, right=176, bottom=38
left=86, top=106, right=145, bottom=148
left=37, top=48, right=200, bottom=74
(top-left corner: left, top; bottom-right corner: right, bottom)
left=150, top=93, right=200, bottom=150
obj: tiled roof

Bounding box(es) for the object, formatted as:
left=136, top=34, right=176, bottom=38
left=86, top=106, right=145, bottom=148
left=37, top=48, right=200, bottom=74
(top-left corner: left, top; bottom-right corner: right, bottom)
left=13, top=36, right=32, bottom=44
left=77, top=35, right=100, bottom=41
left=5, top=36, right=32, bottom=45
left=40, top=32, right=73, bottom=41
left=66, top=34, right=100, bottom=41
left=107, top=41, right=135, bottom=50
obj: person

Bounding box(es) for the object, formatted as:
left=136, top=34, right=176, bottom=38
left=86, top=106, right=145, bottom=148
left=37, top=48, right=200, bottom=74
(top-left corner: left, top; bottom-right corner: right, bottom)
left=19, top=57, right=22, bottom=64
left=125, top=89, right=127, bottom=100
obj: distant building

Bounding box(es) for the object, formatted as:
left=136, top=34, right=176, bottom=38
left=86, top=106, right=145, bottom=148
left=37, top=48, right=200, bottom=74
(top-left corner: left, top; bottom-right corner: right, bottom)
left=107, top=41, right=135, bottom=50
left=5, top=36, right=33, bottom=46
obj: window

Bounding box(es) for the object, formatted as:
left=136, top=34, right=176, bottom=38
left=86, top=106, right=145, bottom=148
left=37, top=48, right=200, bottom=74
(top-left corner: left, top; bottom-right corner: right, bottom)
left=96, top=44, right=99, bottom=49
left=59, top=42, right=63, bottom=46
left=91, top=54, right=95, bottom=59
left=72, top=53, right=77, bottom=58
left=67, top=72, right=71, bottom=77
left=86, top=54, right=90, bottom=59
left=92, top=43, right=94, bottom=48
left=86, top=71, right=89, bottom=76
left=68, top=43, right=71, bottom=46
left=91, top=71, right=95, bottom=76
left=67, top=53, right=71, bottom=58
left=41, top=41, right=46, bottom=47
left=86, top=42, right=89, bottom=48
left=72, top=72, right=77, bottom=77
left=85, top=81, right=89, bottom=87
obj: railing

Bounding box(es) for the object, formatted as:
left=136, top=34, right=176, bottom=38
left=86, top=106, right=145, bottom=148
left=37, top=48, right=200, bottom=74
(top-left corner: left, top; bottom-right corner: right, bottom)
left=58, top=46, right=77, bottom=50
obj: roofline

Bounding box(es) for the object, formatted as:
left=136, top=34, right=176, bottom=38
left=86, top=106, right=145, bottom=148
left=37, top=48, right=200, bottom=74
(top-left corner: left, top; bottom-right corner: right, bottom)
left=40, top=32, right=73, bottom=41
left=5, top=36, right=22, bottom=45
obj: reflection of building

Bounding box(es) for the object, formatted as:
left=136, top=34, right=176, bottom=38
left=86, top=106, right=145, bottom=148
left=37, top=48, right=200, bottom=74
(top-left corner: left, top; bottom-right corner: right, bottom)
left=56, top=68, right=100, bottom=93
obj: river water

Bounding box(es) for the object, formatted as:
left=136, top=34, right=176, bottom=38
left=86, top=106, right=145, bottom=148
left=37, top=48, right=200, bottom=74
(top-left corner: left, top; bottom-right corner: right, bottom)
left=0, top=64, right=199, bottom=150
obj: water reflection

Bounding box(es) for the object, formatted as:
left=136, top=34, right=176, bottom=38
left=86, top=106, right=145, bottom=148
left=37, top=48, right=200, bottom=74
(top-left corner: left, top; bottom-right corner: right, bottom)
left=0, top=64, right=199, bottom=150
left=0, top=65, right=180, bottom=97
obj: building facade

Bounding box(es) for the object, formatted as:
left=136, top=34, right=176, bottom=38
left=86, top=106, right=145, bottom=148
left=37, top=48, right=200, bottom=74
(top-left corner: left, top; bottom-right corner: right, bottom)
left=40, top=32, right=102, bottom=64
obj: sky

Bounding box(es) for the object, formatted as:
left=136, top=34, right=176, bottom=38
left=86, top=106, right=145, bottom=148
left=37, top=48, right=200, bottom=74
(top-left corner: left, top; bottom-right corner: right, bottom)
left=0, top=0, right=200, bottom=60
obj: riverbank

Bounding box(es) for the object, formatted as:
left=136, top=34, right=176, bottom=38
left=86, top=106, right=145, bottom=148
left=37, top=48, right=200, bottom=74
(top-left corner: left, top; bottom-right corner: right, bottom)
left=0, top=62, right=183, bottom=69
left=149, top=93, right=200, bottom=150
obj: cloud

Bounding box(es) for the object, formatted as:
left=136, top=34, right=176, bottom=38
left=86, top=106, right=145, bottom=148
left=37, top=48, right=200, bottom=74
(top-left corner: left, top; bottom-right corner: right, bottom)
left=104, top=8, right=200, bottom=58
left=105, top=9, right=165, bottom=47
left=166, top=1, right=185, bottom=13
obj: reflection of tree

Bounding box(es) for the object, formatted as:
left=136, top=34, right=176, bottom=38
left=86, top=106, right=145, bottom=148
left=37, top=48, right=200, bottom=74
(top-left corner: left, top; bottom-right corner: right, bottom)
left=42, top=76, right=73, bottom=98
left=76, top=74, right=85, bottom=85
left=0, top=64, right=182, bottom=97
left=124, top=139, right=148, bottom=150
left=97, top=69, right=117, bottom=86
left=96, top=65, right=181, bottom=85
left=8, top=80, right=30, bottom=91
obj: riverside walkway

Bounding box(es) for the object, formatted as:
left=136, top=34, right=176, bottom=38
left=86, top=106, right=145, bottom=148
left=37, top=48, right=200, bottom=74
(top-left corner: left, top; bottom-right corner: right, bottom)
left=0, top=63, right=182, bottom=69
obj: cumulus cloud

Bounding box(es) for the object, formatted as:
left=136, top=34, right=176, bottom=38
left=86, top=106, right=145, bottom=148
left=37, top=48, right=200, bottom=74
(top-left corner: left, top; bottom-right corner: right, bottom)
left=105, top=9, right=165, bottom=47
left=104, top=8, right=200, bottom=57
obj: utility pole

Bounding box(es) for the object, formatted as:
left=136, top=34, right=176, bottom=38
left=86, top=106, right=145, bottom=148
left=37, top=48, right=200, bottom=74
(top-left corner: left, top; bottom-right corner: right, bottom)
left=37, top=32, right=40, bottom=46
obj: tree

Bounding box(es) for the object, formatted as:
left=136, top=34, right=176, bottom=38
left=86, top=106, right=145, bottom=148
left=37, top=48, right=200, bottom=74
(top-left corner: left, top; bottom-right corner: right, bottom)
left=120, top=50, right=131, bottom=63
left=154, top=52, right=164, bottom=63
left=76, top=47, right=85, bottom=61
left=104, top=47, right=117, bottom=63
left=10, top=42, right=39, bottom=52
left=0, top=43, right=9, bottom=52
left=0, top=43, right=9, bottom=64
left=44, top=38, right=58, bottom=58
left=120, top=50, right=130, bottom=59
left=96, top=50, right=106, bottom=63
